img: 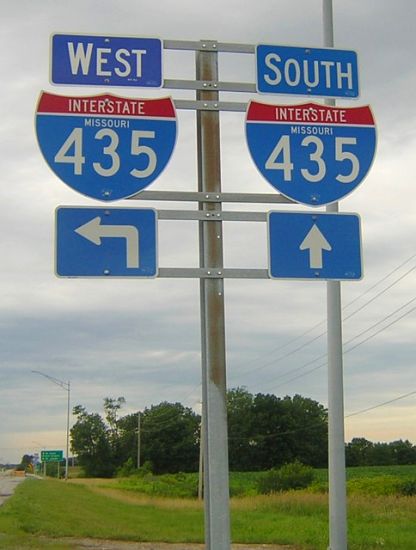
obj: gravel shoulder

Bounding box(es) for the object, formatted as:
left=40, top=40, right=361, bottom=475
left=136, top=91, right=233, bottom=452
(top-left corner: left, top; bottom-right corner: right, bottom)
left=58, top=541, right=295, bottom=550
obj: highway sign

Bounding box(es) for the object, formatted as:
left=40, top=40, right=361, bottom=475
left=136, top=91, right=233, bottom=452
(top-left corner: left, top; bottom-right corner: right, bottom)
left=268, top=211, right=362, bottom=280
left=35, top=92, right=177, bottom=201
left=41, top=450, right=63, bottom=463
left=256, top=44, right=358, bottom=98
left=246, top=101, right=376, bottom=206
left=56, top=207, right=157, bottom=278
left=51, top=33, right=162, bottom=87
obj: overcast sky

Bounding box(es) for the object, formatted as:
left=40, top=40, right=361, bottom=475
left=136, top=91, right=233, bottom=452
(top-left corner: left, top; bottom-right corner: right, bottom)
left=0, top=0, right=415, bottom=464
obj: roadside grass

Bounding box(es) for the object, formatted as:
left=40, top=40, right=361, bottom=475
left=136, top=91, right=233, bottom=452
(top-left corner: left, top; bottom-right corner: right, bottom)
left=0, top=478, right=203, bottom=548
left=312, top=464, right=416, bottom=496
left=106, top=465, right=416, bottom=499
left=1, top=476, right=416, bottom=549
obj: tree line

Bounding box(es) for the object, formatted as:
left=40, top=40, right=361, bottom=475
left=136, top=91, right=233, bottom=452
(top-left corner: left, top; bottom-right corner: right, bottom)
left=68, top=388, right=416, bottom=477
left=346, top=437, right=416, bottom=467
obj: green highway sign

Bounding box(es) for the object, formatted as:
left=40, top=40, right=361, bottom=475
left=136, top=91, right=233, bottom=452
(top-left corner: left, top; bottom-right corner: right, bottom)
left=41, top=450, right=64, bottom=462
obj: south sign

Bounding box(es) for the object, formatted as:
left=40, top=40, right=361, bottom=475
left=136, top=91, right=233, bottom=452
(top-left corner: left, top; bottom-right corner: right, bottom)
left=246, top=101, right=376, bottom=206
left=256, top=44, right=359, bottom=98
left=35, top=92, right=177, bottom=201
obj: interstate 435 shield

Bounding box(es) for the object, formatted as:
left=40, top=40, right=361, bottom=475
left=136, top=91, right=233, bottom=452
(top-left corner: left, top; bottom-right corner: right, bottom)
left=35, top=92, right=177, bottom=201
left=246, top=101, right=376, bottom=206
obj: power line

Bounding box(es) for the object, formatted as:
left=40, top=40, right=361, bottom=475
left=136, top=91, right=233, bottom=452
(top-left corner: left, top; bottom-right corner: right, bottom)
left=346, top=389, right=416, bottom=418
left=267, top=299, right=416, bottom=391
left=228, top=418, right=327, bottom=442
left=256, top=297, right=415, bottom=388
left=230, top=257, right=415, bottom=381
left=343, top=253, right=416, bottom=311
left=343, top=264, right=415, bottom=322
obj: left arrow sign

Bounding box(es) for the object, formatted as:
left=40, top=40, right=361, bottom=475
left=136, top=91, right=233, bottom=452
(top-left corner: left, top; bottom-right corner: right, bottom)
left=75, top=217, right=139, bottom=268
left=55, top=206, right=157, bottom=278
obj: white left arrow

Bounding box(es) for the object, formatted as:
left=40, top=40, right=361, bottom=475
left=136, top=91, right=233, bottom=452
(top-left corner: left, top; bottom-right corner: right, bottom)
left=299, top=224, right=332, bottom=269
left=75, top=216, right=139, bottom=268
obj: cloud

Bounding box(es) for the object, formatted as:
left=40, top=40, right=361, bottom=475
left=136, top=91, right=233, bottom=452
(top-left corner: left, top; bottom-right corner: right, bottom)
left=0, top=0, right=415, bottom=463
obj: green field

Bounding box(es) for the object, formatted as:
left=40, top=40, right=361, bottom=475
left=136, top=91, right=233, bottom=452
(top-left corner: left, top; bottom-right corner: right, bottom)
left=0, top=466, right=415, bottom=549
left=111, top=465, right=416, bottom=498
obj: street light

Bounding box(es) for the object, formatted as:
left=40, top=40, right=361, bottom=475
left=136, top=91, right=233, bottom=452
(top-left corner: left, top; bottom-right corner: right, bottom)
left=31, top=370, right=70, bottom=480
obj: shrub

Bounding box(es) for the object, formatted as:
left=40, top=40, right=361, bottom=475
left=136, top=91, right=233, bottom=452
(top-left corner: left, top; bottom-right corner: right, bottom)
left=117, top=458, right=136, bottom=478
left=257, top=461, right=315, bottom=494
left=399, top=479, right=416, bottom=496
left=347, top=475, right=401, bottom=496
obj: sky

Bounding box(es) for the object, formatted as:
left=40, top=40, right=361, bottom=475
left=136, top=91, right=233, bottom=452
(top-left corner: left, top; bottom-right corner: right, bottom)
left=0, top=0, right=415, bottom=464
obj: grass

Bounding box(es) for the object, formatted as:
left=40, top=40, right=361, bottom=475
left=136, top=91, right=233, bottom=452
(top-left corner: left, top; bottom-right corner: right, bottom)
left=0, top=467, right=416, bottom=549
left=110, top=465, right=416, bottom=499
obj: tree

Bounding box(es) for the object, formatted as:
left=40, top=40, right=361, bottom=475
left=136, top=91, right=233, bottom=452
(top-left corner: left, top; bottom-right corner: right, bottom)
left=117, top=412, right=141, bottom=468
left=103, top=396, right=126, bottom=466
left=345, top=437, right=374, bottom=467
left=70, top=404, right=114, bottom=477
left=368, top=442, right=394, bottom=466
left=18, top=454, right=33, bottom=472
left=140, top=402, right=200, bottom=474
left=227, top=387, right=255, bottom=471
left=389, top=440, right=416, bottom=465
left=227, top=389, right=328, bottom=471
left=282, top=394, right=328, bottom=468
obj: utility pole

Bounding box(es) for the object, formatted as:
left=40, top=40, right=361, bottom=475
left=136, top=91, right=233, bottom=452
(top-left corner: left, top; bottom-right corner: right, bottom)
left=31, top=370, right=71, bottom=481
left=137, top=411, right=141, bottom=469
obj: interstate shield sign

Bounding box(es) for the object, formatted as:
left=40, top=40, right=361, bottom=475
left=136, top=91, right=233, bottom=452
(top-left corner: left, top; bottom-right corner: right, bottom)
left=246, top=101, right=376, bottom=206
left=35, top=92, right=177, bottom=201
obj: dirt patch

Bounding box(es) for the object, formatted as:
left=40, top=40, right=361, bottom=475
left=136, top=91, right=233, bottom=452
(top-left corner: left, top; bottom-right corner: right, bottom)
left=61, top=541, right=295, bottom=550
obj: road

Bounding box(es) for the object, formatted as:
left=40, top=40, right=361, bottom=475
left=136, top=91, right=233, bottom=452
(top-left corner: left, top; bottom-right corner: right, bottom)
left=0, top=470, right=26, bottom=506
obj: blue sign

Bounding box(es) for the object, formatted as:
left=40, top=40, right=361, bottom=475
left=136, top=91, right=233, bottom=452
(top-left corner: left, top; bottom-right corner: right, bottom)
left=51, top=34, right=162, bottom=87
left=36, top=92, right=177, bottom=201
left=56, top=207, right=158, bottom=278
left=256, top=44, right=358, bottom=98
left=246, top=101, right=376, bottom=206
left=268, top=211, right=362, bottom=280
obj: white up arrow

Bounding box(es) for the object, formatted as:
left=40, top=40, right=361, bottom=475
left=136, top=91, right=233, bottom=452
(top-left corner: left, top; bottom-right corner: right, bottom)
left=75, top=216, right=140, bottom=268
left=299, top=224, right=332, bottom=269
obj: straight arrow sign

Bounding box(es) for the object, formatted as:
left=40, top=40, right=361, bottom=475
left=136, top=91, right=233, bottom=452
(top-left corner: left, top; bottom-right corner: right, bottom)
left=75, top=217, right=140, bottom=268
left=268, top=211, right=362, bottom=281
left=299, top=224, right=332, bottom=269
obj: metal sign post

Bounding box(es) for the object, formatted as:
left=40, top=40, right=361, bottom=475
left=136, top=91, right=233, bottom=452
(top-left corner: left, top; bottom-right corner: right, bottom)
left=196, top=42, right=231, bottom=550
left=323, top=1, right=348, bottom=549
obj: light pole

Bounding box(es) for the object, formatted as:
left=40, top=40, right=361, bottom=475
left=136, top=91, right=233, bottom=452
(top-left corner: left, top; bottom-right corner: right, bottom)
left=31, top=370, right=70, bottom=480
left=137, top=411, right=141, bottom=469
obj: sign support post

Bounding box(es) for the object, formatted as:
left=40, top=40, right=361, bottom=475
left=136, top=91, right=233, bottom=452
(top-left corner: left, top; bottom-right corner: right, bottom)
left=323, top=1, right=348, bottom=549
left=196, top=42, right=231, bottom=550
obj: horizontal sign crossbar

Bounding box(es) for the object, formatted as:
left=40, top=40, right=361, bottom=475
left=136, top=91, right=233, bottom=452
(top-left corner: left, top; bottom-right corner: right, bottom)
left=174, top=99, right=247, bottom=112
left=159, top=268, right=268, bottom=279
left=163, top=39, right=255, bottom=54
left=164, top=79, right=256, bottom=93
left=128, top=190, right=293, bottom=204
left=158, top=210, right=267, bottom=222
